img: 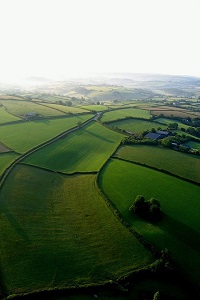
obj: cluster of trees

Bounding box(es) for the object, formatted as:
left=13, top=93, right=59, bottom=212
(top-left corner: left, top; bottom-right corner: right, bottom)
left=129, top=195, right=161, bottom=221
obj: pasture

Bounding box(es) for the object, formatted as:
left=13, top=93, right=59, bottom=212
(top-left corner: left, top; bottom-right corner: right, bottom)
left=0, top=107, right=22, bottom=124
left=109, top=119, right=167, bottom=133
left=24, top=122, right=124, bottom=173
left=150, top=108, right=200, bottom=119
left=100, top=108, right=151, bottom=122
left=188, top=141, right=200, bottom=150
left=0, top=114, right=92, bottom=153
left=0, top=100, right=67, bottom=117
left=99, top=158, right=200, bottom=282
left=0, top=164, right=153, bottom=295
left=115, top=145, right=200, bottom=183
left=80, top=105, right=109, bottom=112
left=0, top=152, right=19, bottom=177
left=42, top=103, right=89, bottom=114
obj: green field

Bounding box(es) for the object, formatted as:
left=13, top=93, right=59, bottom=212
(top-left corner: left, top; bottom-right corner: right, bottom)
left=42, top=103, right=89, bottom=114
left=115, top=145, right=200, bottom=183
left=0, top=114, right=92, bottom=153
left=155, top=118, right=190, bottom=130
left=80, top=105, right=109, bottom=112
left=0, top=100, right=67, bottom=117
left=109, top=119, right=167, bottom=133
left=24, top=122, right=124, bottom=173
left=188, top=141, right=200, bottom=150
left=101, top=108, right=150, bottom=122
left=0, top=164, right=153, bottom=295
left=0, top=107, right=22, bottom=124
left=0, top=152, right=19, bottom=177
left=99, top=158, right=200, bottom=282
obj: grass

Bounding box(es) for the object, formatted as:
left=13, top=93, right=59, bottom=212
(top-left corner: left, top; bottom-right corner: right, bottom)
left=150, top=108, right=200, bottom=119
left=188, top=141, right=200, bottom=150
left=99, top=158, right=200, bottom=283
left=0, top=107, right=21, bottom=124
left=42, top=103, right=89, bottom=114
left=101, top=108, right=150, bottom=122
left=109, top=119, right=167, bottom=133
left=0, top=100, right=67, bottom=117
left=115, top=145, right=200, bottom=183
left=0, top=164, right=153, bottom=296
left=79, top=105, right=109, bottom=112
left=0, top=114, right=92, bottom=153
left=24, top=122, right=124, bottom=173
left=0, top=152, right=19, bottom=177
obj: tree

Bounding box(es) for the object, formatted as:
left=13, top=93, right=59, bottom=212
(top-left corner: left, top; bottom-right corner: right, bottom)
left=130, top=195, right=161, bottom=221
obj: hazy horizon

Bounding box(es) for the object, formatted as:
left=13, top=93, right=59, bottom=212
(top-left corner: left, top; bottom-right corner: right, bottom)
left=0, top=0, right=200, bottom=83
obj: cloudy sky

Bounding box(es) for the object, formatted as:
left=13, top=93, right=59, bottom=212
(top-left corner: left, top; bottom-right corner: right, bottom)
left=0, top=0, right=199, bottom=81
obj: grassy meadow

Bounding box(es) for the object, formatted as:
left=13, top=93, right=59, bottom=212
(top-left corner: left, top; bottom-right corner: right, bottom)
left=0, top=107, right=22, bottom=124
left=24, top=122, right=124, bottom=173
left=0, top=114, right=92, bottom=153
left=42, top=103, right=89, bottom=114
left=109, top=119, right=167, bottom=133
left=115, top=145, right=200, bottom=183
left=80, top=105, right=109, bottom=112
left=99, top=158, right=200, bottom=282
left=100, top=108, right=150, bottom=122
left=0, top=164, right=153, bottom=295
left=0, top=152, right=19, bottom=177
left=0, top=100, right=67, bottom=117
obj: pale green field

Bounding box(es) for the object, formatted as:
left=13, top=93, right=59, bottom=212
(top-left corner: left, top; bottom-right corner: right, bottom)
left=80, top=105, right=109, bottom=111
left=24, top=122, right=124, bottom=173
left=99, top=158, right=200, bottom=282
left=0, top=100, right=66, bottom=117
left=101, top=108, right=151, bottom=122
left=42, top=103, right=89, bottom=114
left=0, top=164, right=153, bottom=296
left=0, top=114, right=92, bottom=153
left=115, top=145, right=200, bottom=183
left=0, top=107, right=22, bottom=124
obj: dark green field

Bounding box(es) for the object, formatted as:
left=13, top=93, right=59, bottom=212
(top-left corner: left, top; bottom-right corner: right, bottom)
left=0, top=164, right=153, bottom=295
left=99, top=158, right=200, bottom=283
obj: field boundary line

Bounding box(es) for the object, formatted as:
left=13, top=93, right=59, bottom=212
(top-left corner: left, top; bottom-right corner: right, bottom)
left=112, top=156, right=200, bottom=186
left=0, top=115, right=97, bottom=189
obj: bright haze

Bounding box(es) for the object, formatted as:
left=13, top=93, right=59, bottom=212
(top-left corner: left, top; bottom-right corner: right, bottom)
left=0, top=0, right=200, bottom=83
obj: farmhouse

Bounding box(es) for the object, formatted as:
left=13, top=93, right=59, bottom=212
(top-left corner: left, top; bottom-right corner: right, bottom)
left=145, top=130, right=171, bottom=141
left=25, top=112, right=40, bottom=119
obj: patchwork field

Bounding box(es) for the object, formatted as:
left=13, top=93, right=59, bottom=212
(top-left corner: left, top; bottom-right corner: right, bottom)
left=24, top=122, right=124, bottom=173
left=0, top=100, right=67, bottom=117
left=109, top=119, right=167, bottom=133
left=99, top=158, right=200, bottom=282
left=80, top=105, right=109, bottom=112
left=0, top=152, right=19, bottom=177
left=150, top=108, right=200, bottom=119
left=100, top=108, right=151, bottom=122
left=0, top=107, right=22, bottom=124
left=0, top=164, right=153, bottom=295
left=0, top=114, right=92, bottom=153
left=42, top=103, right=89, bottom=114
left=115, top=145, right=200, bottom=183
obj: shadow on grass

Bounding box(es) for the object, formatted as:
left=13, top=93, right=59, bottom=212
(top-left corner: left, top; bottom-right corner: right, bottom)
left=84, top=128, right=115, bottom=143
left=159, top=212, right=200, bottom=252
left=3, top=208, right=30, bottom=242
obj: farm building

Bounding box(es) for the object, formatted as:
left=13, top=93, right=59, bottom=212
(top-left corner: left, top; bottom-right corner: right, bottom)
left=25, top=112, right=40, bottom=119
left=145, top=130, right=171, bottom=141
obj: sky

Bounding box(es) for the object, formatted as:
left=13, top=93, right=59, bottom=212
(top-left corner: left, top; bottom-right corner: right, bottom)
left=0, top=0, right=200, bottom=82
